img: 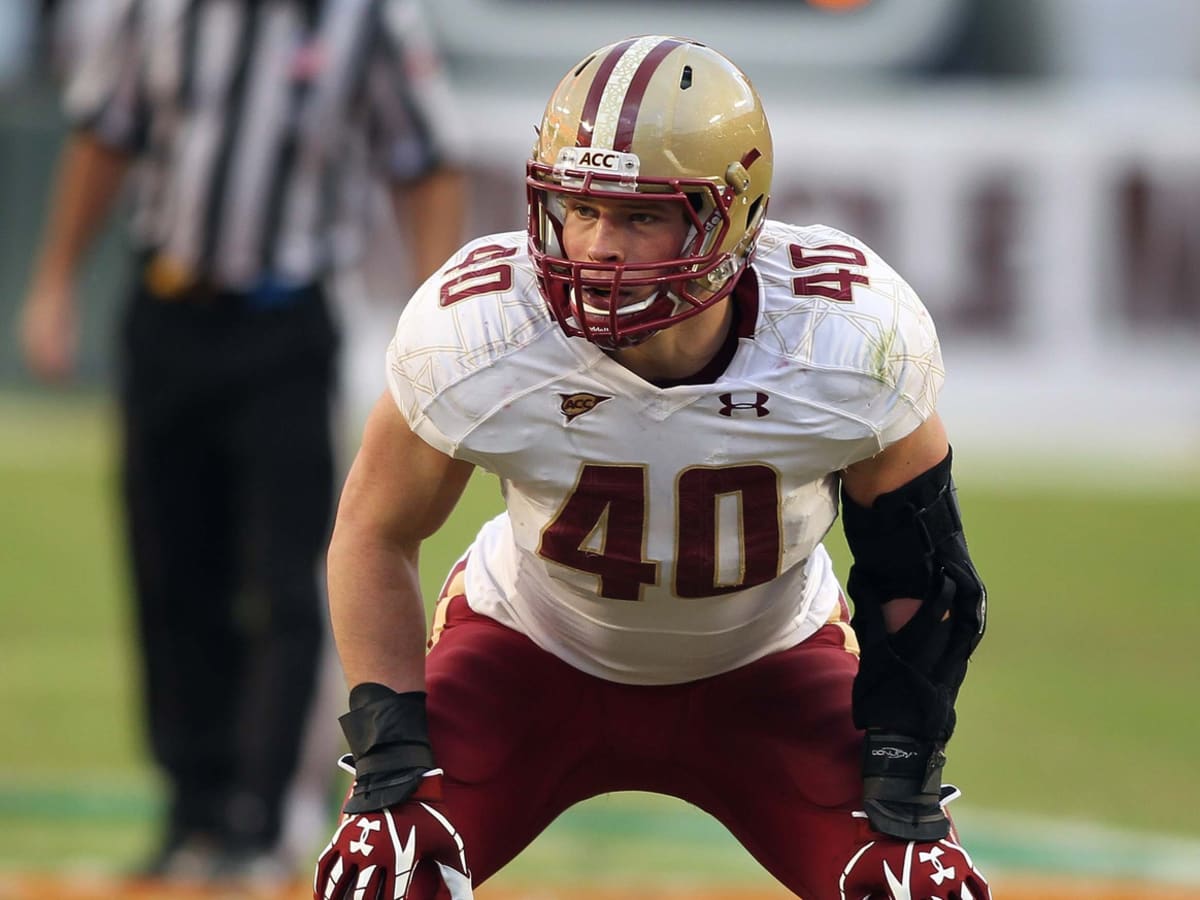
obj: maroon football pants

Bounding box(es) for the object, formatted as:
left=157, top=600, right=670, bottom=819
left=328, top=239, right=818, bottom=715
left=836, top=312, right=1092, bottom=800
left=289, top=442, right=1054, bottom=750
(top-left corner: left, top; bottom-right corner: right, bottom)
left=408, top=561, right=877, bottom=899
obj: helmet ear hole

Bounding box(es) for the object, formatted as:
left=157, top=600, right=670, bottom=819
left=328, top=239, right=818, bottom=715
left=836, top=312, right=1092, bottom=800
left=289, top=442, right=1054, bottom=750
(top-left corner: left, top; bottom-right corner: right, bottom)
left=746, top=194, right=766, bottom=232
left=573, top=55, right=596, bottom=77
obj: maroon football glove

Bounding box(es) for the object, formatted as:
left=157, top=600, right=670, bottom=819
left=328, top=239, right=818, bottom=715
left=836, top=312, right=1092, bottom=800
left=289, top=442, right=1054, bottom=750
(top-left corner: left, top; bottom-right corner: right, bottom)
left=313, top=760, right=472, bottom=900
left=838, top=813, right=990, bottom=900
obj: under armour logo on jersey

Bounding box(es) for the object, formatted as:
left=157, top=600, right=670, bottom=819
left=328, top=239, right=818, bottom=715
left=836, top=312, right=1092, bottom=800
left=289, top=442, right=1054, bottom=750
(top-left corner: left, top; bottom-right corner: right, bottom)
left=349, top=817, right=381, bottom=856
left=718, top=392, right=770, bottom=417
left=560, top=392, right=612, bottom=422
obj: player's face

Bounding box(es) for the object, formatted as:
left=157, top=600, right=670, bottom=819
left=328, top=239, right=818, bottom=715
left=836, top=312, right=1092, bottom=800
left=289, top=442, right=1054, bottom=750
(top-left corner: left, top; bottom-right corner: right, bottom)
left=560, top=195, right=691, bottom=311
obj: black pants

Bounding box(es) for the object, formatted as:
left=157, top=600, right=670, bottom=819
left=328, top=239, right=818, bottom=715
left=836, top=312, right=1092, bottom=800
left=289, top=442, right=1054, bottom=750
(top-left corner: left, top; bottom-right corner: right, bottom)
left=118, top=279, right=338, bottom=850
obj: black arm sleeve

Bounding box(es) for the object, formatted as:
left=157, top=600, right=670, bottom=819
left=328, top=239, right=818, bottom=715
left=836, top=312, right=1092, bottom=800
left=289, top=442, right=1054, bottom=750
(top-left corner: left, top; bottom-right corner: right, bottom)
left=841, top=447, right=987, bottom=742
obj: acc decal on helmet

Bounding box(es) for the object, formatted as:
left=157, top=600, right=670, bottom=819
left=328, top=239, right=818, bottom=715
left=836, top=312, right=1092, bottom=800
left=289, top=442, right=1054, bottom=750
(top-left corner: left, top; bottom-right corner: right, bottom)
left=526, top=36, right=773, bottom=348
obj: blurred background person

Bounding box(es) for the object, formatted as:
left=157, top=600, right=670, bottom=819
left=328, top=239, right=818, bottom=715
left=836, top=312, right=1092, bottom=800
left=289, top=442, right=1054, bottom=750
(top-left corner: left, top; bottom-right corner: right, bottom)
left=15, top=0, right=465, bottom=887
left=0, top=0, right=35, bottom=86
left=3, top=0, right=1200, bottom=896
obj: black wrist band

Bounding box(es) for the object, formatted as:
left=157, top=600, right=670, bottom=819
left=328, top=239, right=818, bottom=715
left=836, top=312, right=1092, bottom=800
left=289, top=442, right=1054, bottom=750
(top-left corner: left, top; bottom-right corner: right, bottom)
left=339, top=682, right=433, bottom=762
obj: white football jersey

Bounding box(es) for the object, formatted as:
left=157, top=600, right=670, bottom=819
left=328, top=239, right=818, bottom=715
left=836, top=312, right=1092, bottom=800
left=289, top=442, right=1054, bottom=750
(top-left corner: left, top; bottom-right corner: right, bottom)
left=386, top=221, right=943, bottom=684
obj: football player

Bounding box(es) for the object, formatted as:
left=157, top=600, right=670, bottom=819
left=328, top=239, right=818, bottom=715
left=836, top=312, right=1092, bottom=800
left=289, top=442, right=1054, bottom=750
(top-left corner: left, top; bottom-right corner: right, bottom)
left=313, top=36, right=990, bottom=900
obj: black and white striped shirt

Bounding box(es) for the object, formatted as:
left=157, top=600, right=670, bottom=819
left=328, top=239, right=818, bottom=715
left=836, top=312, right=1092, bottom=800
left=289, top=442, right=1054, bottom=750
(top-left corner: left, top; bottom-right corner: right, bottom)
left=67, top=0, right=463, bottom=291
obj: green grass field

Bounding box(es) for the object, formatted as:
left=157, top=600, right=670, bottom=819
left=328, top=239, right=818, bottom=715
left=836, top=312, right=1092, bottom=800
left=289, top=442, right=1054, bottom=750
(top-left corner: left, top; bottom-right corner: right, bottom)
left=2, top=389, right=1199, bottom=888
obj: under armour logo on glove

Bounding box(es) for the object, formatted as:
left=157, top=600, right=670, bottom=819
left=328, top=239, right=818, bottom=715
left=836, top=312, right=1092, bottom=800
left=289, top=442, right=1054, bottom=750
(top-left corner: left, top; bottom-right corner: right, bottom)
left=313, top=771, right=473, bottom=900
left=839, top=833, right=990, bottom=900
left=920, top=846, right=955, bottom=886
left=349, top=818, right=382, bottom=855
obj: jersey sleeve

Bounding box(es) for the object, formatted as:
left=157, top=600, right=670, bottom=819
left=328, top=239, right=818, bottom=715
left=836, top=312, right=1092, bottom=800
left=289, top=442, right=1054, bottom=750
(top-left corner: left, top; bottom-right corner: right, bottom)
left=757, top=223, right=945, bottom=465
left=385, top=271, right=466, bottom=459
left=62, top=0, right=147, bottom=152
left=848, top=261, right=944, bottom=451
left=384, top=233, right=557, bottom=463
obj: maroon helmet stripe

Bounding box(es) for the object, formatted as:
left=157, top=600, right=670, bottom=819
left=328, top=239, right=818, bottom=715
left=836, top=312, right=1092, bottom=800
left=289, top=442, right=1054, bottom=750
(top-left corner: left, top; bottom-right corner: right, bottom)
left=614, top=38, right=683, bottom=152
left=577, top=38, right=638, bottom=148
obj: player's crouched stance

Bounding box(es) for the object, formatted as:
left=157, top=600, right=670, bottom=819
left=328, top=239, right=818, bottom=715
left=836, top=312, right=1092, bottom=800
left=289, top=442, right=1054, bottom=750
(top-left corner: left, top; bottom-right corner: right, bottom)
left=315, top=35, right=990, bottom=900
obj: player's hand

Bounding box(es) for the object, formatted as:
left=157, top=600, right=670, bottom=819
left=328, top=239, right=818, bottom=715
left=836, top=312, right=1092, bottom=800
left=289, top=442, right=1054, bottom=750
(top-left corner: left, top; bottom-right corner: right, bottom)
left=19, top=280, right=79, bottom=382
left=839, top=827, right=990, bottom=899
left=313, top=760, right=472, bottom=900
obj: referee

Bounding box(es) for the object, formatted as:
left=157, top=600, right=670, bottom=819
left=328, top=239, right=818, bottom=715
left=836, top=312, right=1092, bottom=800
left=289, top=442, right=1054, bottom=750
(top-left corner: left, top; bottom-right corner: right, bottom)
left=18, top=0, right=465, bottom=885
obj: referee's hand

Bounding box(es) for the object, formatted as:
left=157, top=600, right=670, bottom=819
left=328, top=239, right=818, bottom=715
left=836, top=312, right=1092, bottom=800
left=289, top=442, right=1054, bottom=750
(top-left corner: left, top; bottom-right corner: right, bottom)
left=20, top=280, right=79, bottom=383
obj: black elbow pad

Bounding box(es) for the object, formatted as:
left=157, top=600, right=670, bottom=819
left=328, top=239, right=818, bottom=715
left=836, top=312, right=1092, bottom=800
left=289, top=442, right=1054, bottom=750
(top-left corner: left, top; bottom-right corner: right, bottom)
left=841, top=448, right=987, bottom=742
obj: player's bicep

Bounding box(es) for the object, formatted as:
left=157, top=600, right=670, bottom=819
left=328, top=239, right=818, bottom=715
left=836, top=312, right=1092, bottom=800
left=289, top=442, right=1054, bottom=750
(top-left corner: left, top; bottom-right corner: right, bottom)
left=335, top=392, right=475, bottom=551
left=840, top=412, right=949, bottom=507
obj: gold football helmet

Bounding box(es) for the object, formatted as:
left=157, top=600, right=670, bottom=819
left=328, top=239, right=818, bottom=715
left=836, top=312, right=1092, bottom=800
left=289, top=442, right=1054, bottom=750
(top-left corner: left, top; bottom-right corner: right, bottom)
left=527, top=36, right=773, bottom=348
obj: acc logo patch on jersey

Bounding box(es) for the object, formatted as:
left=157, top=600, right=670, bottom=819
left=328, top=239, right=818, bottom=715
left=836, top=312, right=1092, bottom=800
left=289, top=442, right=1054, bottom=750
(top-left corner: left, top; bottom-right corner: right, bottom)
left=559, top=392, right=612, bottom=422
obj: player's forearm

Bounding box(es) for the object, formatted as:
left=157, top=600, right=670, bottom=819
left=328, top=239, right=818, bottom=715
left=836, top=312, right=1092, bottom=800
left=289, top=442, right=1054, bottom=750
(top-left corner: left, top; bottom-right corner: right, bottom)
left=30, top=133, right=131, bottom=291
left=328, top=526, right=429, bottom=695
